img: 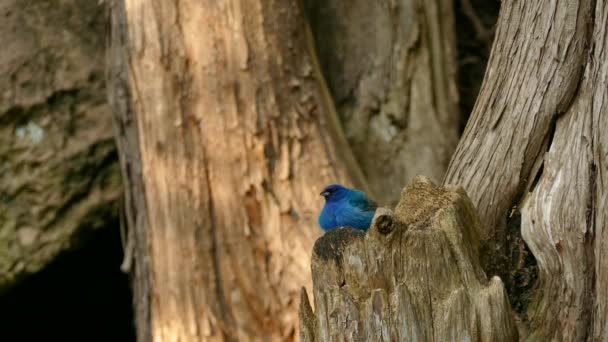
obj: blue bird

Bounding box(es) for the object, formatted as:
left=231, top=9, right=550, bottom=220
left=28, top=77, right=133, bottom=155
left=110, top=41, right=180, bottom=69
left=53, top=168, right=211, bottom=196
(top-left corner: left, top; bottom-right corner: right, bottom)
left=318, top=184, right=377, bottom=231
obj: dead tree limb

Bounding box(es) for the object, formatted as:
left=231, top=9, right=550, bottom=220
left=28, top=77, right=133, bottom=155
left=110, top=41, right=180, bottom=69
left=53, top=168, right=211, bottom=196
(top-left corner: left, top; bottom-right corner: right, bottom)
left=300, top=176, right=518, bottom=341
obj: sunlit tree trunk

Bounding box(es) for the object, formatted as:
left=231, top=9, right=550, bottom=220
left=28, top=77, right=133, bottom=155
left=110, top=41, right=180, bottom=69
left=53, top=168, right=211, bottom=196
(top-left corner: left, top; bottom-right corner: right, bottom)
left=107, top=0, right=366, bottom=340
left=444, top=1, right=608, bottom=340
left=307, top=0, right=460, bottom=205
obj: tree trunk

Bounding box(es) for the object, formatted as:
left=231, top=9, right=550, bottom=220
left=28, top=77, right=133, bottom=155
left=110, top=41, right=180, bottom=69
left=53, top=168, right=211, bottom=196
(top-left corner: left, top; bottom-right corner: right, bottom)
left=444, top=0, right=607, bottom=340
left=107, top=0, right=366, bottom=340
left=0, top=0, right=119, bottom=292
left=299, top=177, right=518, bottom=341
left=306, top=0, right=459, bottom=204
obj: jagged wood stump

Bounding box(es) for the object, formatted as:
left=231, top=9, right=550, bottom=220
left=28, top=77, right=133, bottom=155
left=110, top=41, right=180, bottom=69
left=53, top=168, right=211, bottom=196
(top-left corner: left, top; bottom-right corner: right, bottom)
left=300, top=176, right=518, bottom=341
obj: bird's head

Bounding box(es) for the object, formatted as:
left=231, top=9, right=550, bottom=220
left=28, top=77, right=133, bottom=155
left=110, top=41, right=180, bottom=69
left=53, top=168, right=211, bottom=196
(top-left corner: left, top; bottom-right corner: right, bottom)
left=320, top=184, right=350, bottom=202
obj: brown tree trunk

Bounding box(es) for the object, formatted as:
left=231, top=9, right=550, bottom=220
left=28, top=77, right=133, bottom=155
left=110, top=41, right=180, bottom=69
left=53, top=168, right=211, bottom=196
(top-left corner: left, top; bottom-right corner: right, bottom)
left=300, top=177, right=518, bottom=341
left=0, top=0, right=119, bottom=292
left=306, top=0, right=460, bottom=205
left=107, top=0, right=366, bottom=340
left=444, top=0, right=607, bottom=340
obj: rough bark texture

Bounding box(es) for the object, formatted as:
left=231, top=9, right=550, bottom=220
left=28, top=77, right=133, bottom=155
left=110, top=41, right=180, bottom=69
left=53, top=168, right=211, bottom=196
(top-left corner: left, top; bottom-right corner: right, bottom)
left=107, top=2, right=151, bottom=341
left=444, top=1, right=608, bottom=340
left=108, top=0, right=366, bottom=340
left=306, top=0, right=459, bottom=204
left=0, top=0, right=120, bottom=292
left=300, top=177, right=518, bottom=341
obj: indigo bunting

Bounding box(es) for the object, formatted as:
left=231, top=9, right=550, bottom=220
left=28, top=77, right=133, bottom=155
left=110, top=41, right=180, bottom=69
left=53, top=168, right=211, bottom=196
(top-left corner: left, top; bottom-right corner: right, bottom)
left=318, top=184, right=377, bottom=231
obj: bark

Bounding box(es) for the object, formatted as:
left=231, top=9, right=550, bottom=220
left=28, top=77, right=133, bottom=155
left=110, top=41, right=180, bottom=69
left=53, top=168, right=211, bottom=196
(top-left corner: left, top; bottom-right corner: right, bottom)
left=300, top=177, right=518, bottom=341
left=0, top=0, right=119, bottom=292
left=108, top=0, right=366, bottom=340
left=306, top=0, right=459, bottom=204
left=107, top=2, right=151, bottom=340
left=444, top=0, right=608, bottom=340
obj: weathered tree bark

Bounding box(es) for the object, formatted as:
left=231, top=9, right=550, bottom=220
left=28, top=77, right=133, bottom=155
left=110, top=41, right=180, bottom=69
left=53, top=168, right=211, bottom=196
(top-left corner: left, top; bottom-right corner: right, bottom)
left=0, top=0, right=119, bottom=292
left=444, top=1, right=608, bottom=340
left=300, top=177, right=518, bottom=341
left=108, top=0, right=367, bottom=340
left=306, top=0, right=459, bottom=204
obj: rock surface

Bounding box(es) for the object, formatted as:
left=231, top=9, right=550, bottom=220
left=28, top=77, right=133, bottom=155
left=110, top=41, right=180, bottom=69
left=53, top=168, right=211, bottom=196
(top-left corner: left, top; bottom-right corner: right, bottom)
left=0, top=0, right=120, bottom=291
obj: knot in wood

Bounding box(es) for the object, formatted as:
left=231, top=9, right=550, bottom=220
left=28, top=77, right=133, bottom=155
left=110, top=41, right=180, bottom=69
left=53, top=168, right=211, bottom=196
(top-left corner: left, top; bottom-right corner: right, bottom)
left=375, top=214, right=394, bottom=235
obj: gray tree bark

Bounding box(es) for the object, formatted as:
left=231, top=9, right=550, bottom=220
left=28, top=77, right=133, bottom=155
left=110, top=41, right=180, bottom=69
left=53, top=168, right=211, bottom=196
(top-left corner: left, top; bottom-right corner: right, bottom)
left=444, top=1, right=608, bottom=340
left=307, top=0, right=460, bottom=204
left=0, top=0, right=119, bottom=292
left=107, top=0, right=366, bottom=340
left=300, top=177, right=518, bottom=341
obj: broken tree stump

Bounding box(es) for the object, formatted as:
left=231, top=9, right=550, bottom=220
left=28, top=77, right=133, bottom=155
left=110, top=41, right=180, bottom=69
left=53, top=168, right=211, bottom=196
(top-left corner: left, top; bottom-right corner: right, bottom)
left=299, top=176, right=518, bottom=341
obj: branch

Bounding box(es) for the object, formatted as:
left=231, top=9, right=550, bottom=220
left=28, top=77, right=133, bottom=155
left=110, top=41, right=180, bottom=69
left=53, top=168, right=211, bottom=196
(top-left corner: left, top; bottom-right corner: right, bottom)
left=460, top=0, right=493, bottom=46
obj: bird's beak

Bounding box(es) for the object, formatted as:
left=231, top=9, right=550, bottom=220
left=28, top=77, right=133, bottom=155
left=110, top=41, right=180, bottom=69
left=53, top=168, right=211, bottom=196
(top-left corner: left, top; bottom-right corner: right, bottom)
left=320, top=191, right=330, bottom=197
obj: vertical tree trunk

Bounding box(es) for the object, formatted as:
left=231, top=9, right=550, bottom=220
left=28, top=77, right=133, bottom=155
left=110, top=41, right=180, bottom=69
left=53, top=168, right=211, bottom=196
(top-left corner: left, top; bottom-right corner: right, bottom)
left=108, top=0, right=366, bottom=340
left=444, top=1, right=607, bottom=340
left=107, top=2, right=151, bottom=340
left=306, top=0, right=459, bottom=204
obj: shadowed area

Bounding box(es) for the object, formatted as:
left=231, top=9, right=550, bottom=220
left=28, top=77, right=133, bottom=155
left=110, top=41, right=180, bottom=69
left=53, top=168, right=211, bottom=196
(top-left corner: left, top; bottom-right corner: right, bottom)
left=454, top=0, right=501, bottom=131
left=0, top=224, right=135, bottom=341
left=313, top=227, right=366, bottom=264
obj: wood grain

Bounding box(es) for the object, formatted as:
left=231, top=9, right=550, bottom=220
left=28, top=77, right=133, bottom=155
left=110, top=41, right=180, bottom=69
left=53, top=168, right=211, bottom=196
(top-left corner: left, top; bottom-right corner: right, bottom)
left=108, top=0, right=366, bottom=340
left=443, top=0, right=608, bottom=340
left=301, top=177, right=518, bottom=341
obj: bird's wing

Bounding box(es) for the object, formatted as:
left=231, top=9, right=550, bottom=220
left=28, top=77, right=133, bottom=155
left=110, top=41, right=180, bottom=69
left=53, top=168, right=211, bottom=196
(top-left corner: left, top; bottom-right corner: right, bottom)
left=332, top=190, right=377, bottom=230
left=348, top=190, right=377, bottom=212
left=335, top=202, right=375, bottom=229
